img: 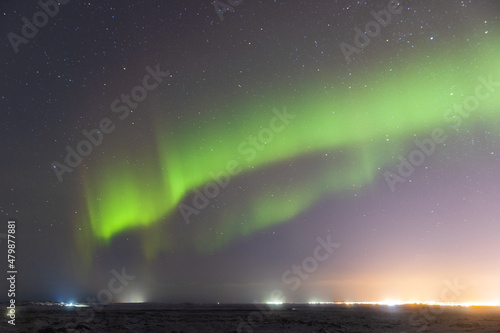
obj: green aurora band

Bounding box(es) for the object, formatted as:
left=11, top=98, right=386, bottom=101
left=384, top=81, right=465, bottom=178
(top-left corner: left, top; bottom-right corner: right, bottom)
left=77, top=35, right=500, bottom=263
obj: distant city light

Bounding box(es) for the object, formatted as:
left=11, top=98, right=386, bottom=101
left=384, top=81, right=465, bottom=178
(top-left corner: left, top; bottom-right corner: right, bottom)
left=306, top=301, right=500, bottom=307
left=63, top=302, right=88, bottom=307
left=379, top=300, right=405, bottom=306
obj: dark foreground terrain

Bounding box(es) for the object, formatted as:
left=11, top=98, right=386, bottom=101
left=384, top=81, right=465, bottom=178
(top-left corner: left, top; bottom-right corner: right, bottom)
left=2, top=302, right=500, bottom=332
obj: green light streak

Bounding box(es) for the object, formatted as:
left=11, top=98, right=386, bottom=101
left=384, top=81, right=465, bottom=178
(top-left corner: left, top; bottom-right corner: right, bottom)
left=78, top=35, right=500, bottom=259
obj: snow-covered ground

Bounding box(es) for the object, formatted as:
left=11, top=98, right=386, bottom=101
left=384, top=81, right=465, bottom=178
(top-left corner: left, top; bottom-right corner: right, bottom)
left=2, top=302, right=500, bottom=332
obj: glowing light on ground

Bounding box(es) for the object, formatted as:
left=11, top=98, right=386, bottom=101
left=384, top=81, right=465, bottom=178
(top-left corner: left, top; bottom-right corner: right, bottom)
left=316, top=301, right=500, bottom=307
left=379, top=300, right=405, bottom=306
left=63, top=302, right=88, bottom=307
left=122, top=296, right=146, bottom=303
left=308, top=301, right=335, bottom=305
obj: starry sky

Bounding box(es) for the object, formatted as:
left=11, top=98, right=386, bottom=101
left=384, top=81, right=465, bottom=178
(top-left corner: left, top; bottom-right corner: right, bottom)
left=1, top=0, right=500, bottom=304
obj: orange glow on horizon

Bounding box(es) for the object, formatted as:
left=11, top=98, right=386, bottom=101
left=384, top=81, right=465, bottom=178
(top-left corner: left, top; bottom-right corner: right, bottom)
left=306, top=301, right=500, bottom=307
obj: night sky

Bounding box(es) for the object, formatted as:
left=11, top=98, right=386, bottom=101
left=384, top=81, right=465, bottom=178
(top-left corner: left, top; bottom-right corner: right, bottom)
left=2, top=0, right=500, bottom=304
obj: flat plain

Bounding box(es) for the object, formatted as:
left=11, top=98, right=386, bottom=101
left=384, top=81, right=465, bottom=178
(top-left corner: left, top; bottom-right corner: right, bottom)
left=2, top=302, right=500, bottom=332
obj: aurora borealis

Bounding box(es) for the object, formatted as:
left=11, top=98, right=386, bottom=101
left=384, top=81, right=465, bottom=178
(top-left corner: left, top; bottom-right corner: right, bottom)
left=79, top=34, right=500, bottom=261
left=2, top=0, right=500, bottom=305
